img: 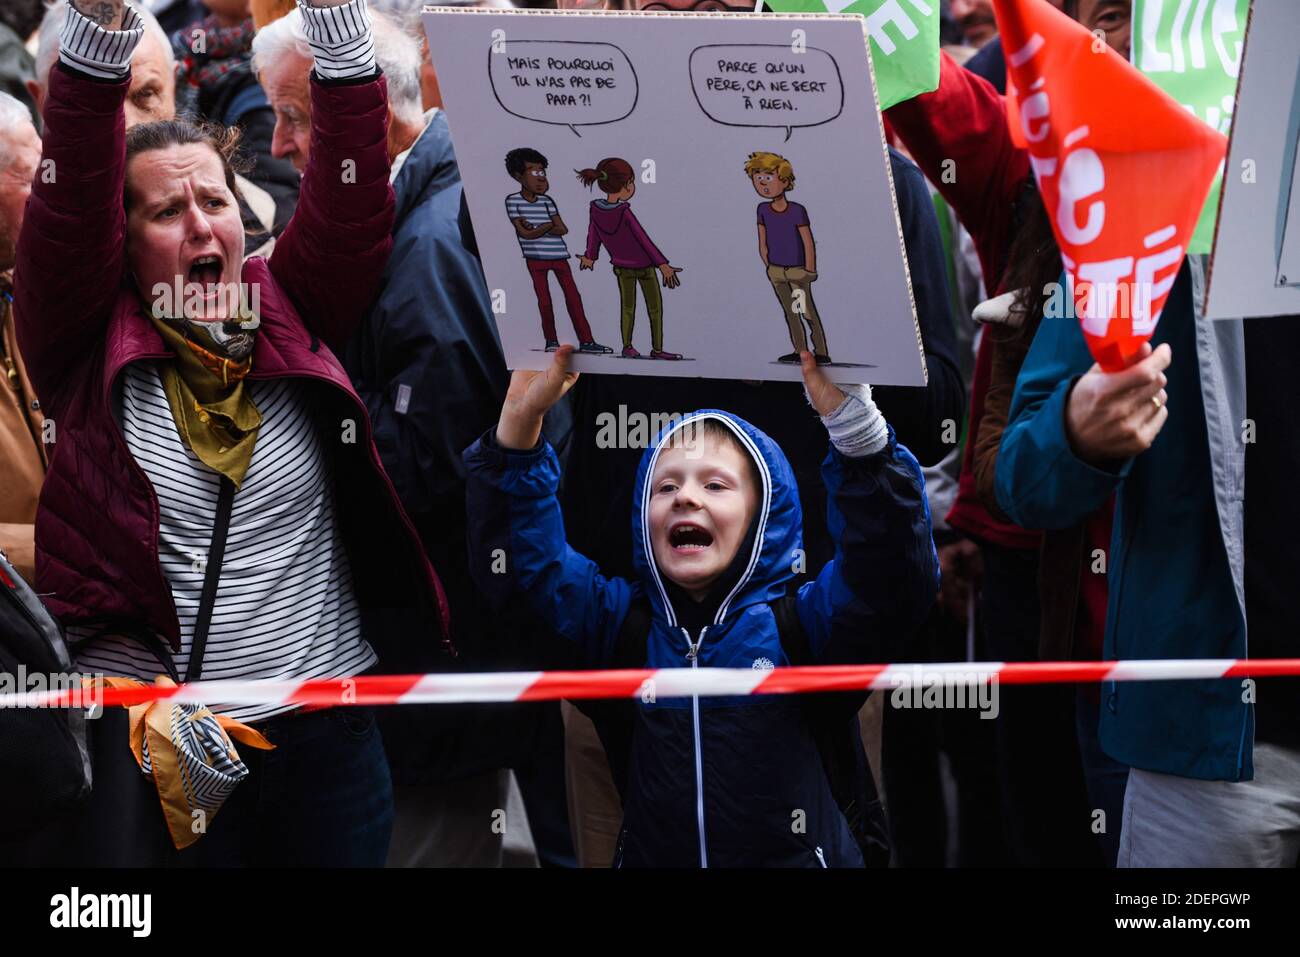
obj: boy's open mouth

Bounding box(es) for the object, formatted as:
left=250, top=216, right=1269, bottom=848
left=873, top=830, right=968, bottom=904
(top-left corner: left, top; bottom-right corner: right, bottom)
left=669, top=523, right=713, bottom=552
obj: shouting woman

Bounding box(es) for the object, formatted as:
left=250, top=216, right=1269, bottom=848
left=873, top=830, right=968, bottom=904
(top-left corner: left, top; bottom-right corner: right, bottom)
left=12, top=0, right=447, bottom=865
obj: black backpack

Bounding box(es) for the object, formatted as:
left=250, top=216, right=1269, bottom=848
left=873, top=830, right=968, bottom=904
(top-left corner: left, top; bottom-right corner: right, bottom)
left=575, top=590, right=891, bottom=866
left=0, top=549, right=92, bottom=838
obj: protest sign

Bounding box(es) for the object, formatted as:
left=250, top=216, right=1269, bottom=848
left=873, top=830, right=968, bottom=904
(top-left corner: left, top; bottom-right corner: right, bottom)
left=1205, top=0, right=1300, bottom=320
left=423, top=8, right=927, bottom=385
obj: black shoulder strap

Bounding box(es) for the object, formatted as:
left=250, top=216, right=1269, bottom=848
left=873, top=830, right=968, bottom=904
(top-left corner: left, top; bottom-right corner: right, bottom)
left=185, top=476, right=236, bottom=684
left=609, top=595, right=653, bottom=669
left=771, top=591, right=814, bottom=668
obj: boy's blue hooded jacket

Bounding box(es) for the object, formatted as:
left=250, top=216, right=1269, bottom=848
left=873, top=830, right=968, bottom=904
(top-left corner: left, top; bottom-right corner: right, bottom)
left=464, top=409, right=938, bottom=867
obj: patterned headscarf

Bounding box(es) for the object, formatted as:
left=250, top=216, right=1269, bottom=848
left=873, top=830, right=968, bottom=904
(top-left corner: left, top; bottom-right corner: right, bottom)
left=171, top=14, right=256, bottom=118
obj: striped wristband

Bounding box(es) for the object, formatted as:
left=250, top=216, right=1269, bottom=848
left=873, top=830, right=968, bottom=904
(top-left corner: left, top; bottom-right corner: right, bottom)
left=297, top=0, right=379, bottom=80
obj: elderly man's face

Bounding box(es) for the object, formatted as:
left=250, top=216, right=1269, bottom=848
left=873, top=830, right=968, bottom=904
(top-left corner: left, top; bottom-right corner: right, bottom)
left=261, top=51, right=314, bottom=172
left=0, top=121, right=41, bottom=271
left=125, top=31, right=176, bottom=128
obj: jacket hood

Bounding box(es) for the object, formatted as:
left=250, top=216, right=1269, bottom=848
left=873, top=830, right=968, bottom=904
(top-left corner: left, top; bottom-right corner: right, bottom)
left=589, top=199, right=630, bottom=232
left=631, top=410, right=803, bottom=630
left=393, top=111, right=461, bottom=226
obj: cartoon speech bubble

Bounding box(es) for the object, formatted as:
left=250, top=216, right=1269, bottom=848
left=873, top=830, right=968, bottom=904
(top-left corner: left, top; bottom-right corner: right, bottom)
left=488, top=40, right=639, bottom=137
left=689, top=44, right=844, bottom=142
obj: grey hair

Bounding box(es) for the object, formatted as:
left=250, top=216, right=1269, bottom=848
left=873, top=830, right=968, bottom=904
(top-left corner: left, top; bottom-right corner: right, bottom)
left=371, top=10, right=424, bottom=127
left=35, top=1, right=175, bottom=93
left=250, top=6, right=313, bottom=74
left=369, top=0, right=513, bottom=45
left=368, top=0, right=437, bottom=41
left=0, top=92, right=36, bottom=170
left=253, top=7, right=426, bottom=129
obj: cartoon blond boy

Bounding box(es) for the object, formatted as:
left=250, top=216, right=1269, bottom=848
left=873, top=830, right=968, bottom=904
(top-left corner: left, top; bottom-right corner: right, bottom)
left=745, top=151, right=830, bottom=364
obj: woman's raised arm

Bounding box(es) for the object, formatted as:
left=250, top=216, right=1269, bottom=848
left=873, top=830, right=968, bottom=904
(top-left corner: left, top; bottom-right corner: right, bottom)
left=268, top=0, right=395, bottom=355
left=14, top=0, right=144, bottom=409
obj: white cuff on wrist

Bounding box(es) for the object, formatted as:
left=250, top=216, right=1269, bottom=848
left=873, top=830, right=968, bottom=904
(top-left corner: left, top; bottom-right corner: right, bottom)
left=818, top=383, right=889, bottom=458
left=296, top=0, right=378, bottom=80
left=59, top=2, right=145, bottom=80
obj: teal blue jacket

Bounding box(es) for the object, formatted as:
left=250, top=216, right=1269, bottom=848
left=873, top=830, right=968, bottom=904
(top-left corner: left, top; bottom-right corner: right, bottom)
left=996, top=260, right=1253, bottom=781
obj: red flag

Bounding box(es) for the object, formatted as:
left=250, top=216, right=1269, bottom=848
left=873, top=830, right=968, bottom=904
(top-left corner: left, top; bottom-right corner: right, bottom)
left=993, top=0, right=1227, bottom=370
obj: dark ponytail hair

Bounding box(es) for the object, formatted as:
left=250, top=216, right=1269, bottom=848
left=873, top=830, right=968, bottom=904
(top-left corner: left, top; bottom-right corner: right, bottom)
left=576, top=157, right=634, bottom=194
left=995, top=178, right=1064, bottom=341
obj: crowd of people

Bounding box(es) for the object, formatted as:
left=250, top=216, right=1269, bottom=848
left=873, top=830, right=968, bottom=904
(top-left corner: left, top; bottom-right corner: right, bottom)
left=0, top=0, right=1295, bottom=868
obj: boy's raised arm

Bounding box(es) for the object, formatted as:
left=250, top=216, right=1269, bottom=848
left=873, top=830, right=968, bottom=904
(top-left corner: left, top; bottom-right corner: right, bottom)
left=795, top=354, right=940, bottom=664
left=463, top=347, right=635, bottom=665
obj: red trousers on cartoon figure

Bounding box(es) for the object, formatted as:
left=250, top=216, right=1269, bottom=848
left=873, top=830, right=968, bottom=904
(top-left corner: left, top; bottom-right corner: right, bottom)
left=527, top=258, right=594, bottom=343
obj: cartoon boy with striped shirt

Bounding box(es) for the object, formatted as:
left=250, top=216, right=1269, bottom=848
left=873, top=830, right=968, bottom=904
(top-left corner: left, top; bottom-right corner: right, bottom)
left=505, top=148, right=611, bottom=354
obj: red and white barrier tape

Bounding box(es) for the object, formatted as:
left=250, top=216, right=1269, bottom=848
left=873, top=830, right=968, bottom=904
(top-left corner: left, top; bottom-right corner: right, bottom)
left=2, top=658, right=1299, bottom=710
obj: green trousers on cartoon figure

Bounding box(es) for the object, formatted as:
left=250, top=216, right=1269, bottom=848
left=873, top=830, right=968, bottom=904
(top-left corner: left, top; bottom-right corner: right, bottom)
left=614, top=266, right=663, bottom=352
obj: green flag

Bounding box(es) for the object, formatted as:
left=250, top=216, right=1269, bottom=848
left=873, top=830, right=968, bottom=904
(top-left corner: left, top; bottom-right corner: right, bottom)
left=760, top=0, right=941, bottom=110
left=1131, top=0, right=1249, bottom=254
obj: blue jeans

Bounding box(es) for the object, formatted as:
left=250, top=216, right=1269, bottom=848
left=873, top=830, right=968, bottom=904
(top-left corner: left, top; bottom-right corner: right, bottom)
left=186, top=706, right=395, bottom=867
left=1075, top=687, right=1128, bottom=867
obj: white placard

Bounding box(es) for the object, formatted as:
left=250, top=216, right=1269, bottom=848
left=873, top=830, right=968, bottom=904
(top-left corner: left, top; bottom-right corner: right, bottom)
left=422, top=7, right=926, bottom=384
left=1205, top=0, right=1300, bottom=320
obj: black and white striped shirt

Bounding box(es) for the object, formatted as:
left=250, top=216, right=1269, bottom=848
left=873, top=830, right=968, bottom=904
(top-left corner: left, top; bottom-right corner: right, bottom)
left=72, top=366, right=376, bottom=723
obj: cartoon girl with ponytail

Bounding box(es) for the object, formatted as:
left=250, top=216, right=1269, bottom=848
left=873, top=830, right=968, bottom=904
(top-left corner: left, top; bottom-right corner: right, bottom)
left=576, top=158, right=685, bottom=360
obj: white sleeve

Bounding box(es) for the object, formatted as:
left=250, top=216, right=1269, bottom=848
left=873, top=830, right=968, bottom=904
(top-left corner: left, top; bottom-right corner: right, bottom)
left=58, top=2, right=146, bottom=80
left=296, top=0, right=379, bottom=81
left=814, top=384, right=889, bottom=458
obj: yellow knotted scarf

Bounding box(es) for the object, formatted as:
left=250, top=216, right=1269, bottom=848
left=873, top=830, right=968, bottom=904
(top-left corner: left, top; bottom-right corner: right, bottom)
left=149, top=317, right=261, bottom=489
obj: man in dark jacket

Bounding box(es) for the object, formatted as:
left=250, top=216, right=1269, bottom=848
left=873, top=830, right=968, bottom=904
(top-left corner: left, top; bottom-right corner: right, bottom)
left=257, top=7, right=574, bottom=867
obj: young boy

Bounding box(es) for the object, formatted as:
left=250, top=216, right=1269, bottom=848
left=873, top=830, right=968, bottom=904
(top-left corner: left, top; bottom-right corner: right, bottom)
left=504, top=147, right=611, bottom=354
left=745, top=151, right=831, bottom=365
left=464, top=348, right=938, bottom=867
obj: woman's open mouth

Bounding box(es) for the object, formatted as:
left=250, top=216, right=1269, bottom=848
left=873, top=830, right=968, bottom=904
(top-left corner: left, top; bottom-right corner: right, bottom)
left=669, top=523, right=714, bottom=552
left=186, top=255, right=224, bottom=290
